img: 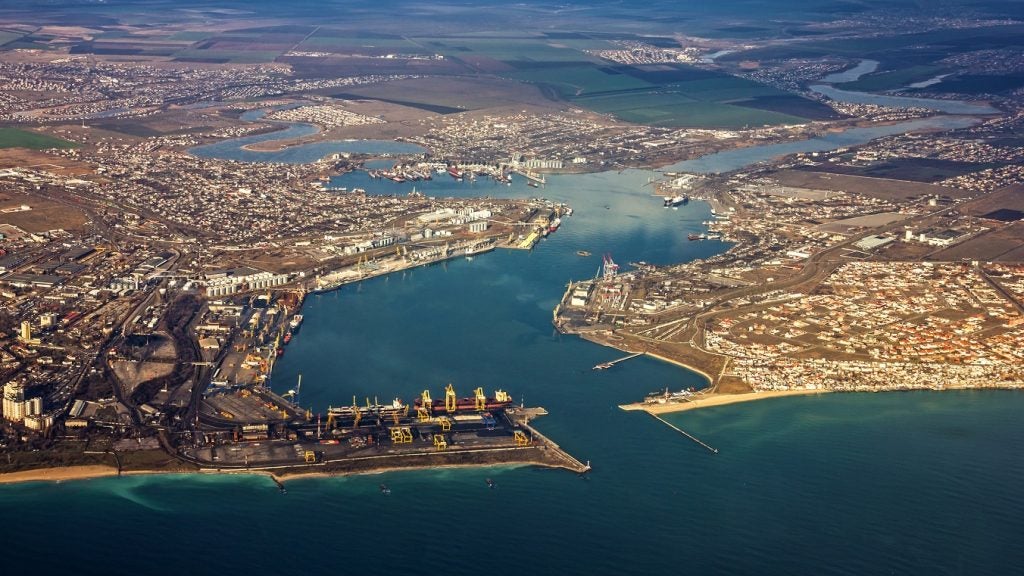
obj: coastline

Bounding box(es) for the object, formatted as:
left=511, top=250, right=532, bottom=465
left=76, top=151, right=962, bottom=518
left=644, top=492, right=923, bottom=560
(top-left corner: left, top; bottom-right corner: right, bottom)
left=0, top=465, right=121, bottom=485
left=642, top=351, right=714, bottom=387
left=621, top=388, right=830, bottom=414
left=0, top=442, right=586, bottom=487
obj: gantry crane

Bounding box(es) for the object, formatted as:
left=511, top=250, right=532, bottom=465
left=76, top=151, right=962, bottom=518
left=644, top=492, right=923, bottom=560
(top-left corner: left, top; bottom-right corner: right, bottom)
left=445, top=383, right=457, bottom=414
left=433, top=434, right=448, bottom=451
left=474, top=387, right=486, bottom=411
left=418, top=389, right=432, bottom=422
left=436, top=416, right=451, bottom=432
left=514, top=430, right=530, bottom=446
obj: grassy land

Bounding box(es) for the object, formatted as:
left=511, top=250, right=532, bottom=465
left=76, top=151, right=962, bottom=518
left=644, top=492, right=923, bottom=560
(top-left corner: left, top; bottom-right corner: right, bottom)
left=0, top=128, right=77, bottom=150
left=610, top=101, right=806, bottom=129
left=173, top=48, right=283, bottom=63
left=434, top=37, right=596, bottom=62
left=0, top=29, right=27, bottom=47
left=572, top=74, right=808, bottom=128
left=509, top=65, right=654, bottom=97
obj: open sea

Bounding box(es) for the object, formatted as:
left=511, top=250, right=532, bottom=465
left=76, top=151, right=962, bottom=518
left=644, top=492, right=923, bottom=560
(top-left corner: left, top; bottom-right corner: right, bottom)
left=4, top=95, right=1023, bottom=574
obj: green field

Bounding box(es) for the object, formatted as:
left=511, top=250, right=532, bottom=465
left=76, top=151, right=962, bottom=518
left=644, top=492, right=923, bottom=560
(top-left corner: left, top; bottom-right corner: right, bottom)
left=665, top=77, right=785, bottom=101
left=569, top=70, right=807, bottom=128
left=0, top=128, right=77, bottom=150
left=0, top=29, right=27, bottom=47
left=302, top=35, right=422, bottom=50
left=172, top=49, right=282, bottom=63
left=600, top=100, right=805, bottom=129
left=509, top=66, right=654, bottom=97
left=429, top=38, right=596, bottom=63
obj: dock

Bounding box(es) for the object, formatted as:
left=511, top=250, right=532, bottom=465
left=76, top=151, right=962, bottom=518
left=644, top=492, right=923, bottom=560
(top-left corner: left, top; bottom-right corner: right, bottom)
left=593, top=352, right=643, bottom=370
left=649, top=413, right=718, bottom=454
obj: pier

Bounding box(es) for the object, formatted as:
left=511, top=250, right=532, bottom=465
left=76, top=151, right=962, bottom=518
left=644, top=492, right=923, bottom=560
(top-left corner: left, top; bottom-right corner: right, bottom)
left=649, top=413, right=719, bottom=454
left=593, top=352, right=643, bottom=370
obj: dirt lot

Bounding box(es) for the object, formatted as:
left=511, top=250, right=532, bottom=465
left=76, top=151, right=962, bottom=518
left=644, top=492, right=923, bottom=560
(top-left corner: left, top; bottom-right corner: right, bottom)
left=929, top=221, right=1024, bottom=262
left=0, top=196, right=88, bottom=232
left=960, top=184, right=1024, bottom=218
left=0, top=147, right=94, bottom=175
left=771, top=169, right=972, bottom=202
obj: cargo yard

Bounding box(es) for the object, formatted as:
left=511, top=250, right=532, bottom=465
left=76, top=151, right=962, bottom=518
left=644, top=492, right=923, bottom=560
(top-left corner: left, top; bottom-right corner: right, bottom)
left=184, top=384, right=589, bottom=476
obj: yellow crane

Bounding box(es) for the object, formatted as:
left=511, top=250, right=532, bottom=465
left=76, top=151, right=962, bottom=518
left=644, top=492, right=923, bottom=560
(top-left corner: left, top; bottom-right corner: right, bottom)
left=474, top=387, right=487, bottom=411
left=514, top=430, right=530, bottom=446
left=436, top=416, right=451, bottom=432
left=445, top=383, right=457, bottom=414
left=418, top=389, right=432, bottom=422
left=352, top=395, right=362, bottom=427
left=390, top=427, right=413, bottom=444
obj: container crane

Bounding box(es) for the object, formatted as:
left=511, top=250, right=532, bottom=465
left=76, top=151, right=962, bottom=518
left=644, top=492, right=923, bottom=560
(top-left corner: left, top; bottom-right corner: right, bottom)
left=445, top=383, right=457, bottom=414
left=418, top=389, right=432, bottom=421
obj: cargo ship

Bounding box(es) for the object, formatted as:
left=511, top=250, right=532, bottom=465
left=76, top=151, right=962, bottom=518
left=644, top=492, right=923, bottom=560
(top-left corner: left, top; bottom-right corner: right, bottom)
left=289, top=314, right=303, bottom=331
left=327, top=398, right=408, bottom=420
left=414, top=389, right=514, bottom=413
left=688, top=233, right=702, bottom=241
left=447, top=166, right=463, bottom=180
left=663, top=195, right=687, bottom=208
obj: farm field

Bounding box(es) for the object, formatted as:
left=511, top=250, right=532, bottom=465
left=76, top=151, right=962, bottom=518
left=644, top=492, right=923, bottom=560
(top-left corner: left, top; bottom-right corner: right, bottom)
left=0, top=128, right=77, bottom=150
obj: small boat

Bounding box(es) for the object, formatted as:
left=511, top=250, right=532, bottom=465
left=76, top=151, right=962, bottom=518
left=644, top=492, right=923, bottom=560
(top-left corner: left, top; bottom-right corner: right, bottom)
left=379, top=484, right=391, bottom=495
left=577, top=250, right=591, bottom=257
left=486, top=478, right=495, bottom=489
left=688, top=233, right=701, bottom=241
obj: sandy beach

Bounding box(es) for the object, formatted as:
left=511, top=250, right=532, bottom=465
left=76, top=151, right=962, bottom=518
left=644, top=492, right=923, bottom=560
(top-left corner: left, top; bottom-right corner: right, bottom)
left=0, top=465, right=121, bottom=485
left=642, top=351, right=714, bottom=386
left=621, top=388, right=829, bottom=414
